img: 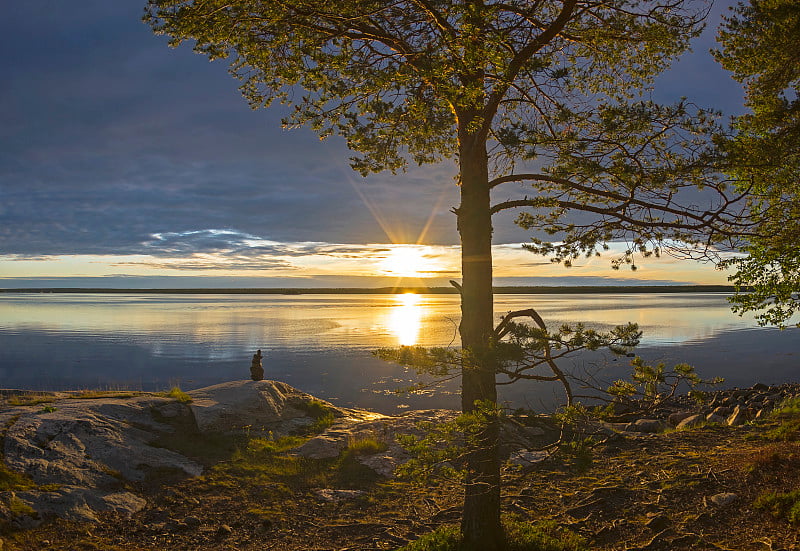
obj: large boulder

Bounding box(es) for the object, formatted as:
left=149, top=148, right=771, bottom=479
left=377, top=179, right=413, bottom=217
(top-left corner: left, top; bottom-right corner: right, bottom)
left=187, top=379, right=382, bottom=434
left=0, top=380, right=385, bottom=525
left=2, top=395, right=202, bottom=524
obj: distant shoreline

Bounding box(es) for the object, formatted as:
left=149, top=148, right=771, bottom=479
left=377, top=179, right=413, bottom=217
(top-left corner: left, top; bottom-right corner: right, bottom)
left=0, top=285, right=738, bottom=295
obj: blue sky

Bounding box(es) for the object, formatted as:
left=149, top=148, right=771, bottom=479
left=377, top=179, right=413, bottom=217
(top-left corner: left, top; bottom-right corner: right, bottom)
left=0, top=1, right=745, bottom=288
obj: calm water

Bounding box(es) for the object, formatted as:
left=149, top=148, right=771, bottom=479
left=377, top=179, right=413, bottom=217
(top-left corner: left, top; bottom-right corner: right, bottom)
left=0, top=293, right=797, bottom=413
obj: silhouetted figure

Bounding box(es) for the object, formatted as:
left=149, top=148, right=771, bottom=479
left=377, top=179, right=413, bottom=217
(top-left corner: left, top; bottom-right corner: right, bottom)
left=250, top=349, right=264, bottom=381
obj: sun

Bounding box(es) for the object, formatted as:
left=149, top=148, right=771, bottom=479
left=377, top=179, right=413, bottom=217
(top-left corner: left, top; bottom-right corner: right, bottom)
left=379, top=246, right=435, bottom=278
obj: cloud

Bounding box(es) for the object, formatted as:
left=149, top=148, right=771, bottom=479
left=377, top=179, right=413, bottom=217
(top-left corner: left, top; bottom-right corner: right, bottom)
left=0, top=0, right=744, bottom=275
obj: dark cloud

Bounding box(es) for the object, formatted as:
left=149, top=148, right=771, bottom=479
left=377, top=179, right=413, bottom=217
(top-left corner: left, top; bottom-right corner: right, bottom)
left=0, top=0, right=742, bottom=264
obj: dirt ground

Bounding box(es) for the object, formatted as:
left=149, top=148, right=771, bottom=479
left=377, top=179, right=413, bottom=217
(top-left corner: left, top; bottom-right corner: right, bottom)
left=4, top=407, right=800, bottom=551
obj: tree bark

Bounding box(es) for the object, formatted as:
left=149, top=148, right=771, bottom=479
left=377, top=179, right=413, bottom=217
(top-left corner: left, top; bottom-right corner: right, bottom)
left=457, top=122, right=503, bottom=550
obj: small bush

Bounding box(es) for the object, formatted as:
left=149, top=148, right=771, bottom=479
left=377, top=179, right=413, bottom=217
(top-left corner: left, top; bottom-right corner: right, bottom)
left=309, top=412, right=335, bottom=432
left=763, top=418, right=800, bottom=441
left=745, top=443, right=800, bottom=478
left=397, top=520, right=587, bottom=551
left=773, top=397, right=800, bottom=417
left=247, top=435, right=306, bottom=454
left=6, top=394, right=54, bottom=407
left=299, top=399, right=337, bottom=433
left=300, top=399, right=332, bottom=418
left=345, top=436, right=388, bottom=457
left=166, top=386, right=192, bottom=404
left=0, top=463, right=34, bottom=492
left=7, top=496, right=37, bottom=518
left=70, top=390, right=138, bottom=400
left=755, top=490, right=800, bottom=524
left=505, top=519, right=588, bottom=551
left=559, top=438, right=594, bottom=472
left=398, top=525, right=460, bottom=551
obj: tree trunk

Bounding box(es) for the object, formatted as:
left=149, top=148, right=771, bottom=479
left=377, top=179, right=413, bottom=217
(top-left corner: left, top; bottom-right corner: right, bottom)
left=457, top=125, right=503, bottom=550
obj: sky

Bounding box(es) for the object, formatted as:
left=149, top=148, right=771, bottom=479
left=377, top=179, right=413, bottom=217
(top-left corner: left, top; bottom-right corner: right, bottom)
left=0, top=0, right=746, bottom=289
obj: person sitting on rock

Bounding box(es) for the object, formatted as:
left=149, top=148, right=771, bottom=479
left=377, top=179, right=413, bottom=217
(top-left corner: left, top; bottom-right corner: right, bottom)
left=250, top=350, right=264, bottom=381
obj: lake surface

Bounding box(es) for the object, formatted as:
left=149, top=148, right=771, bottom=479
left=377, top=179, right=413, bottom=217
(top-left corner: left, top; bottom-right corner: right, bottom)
left=0, top=292, right=797, bottom=413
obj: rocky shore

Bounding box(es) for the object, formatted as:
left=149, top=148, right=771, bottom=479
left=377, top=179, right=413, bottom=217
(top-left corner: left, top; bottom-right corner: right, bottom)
left=1, top=379, right=800, bottom=550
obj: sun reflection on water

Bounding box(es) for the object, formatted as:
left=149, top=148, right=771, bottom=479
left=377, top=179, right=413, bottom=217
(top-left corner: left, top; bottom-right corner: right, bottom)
left=390, top=293, right=422, bottom=346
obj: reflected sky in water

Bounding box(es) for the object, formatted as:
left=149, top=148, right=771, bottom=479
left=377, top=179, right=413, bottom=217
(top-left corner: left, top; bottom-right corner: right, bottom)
left=0, top=292, right=796, bottom=413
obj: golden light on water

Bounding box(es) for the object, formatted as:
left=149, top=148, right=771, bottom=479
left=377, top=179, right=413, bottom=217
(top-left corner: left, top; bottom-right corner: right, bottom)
left=390, top=292, right=422, bottom=346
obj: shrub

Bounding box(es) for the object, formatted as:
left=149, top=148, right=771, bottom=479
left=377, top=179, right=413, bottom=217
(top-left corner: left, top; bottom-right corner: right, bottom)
left=345, top=436, right=388, bottom=457
left=6, top=394, right=54, bottom=407
left=0, top=462, right=34, bottom=492
left=398, top=525, right=460, bottom=551
left=299, top=399, right=337, bottom=433
left=505, top=519, right=588, bottom=551
left=755, top=490, right=800, bottom=524
left=166, top=386, right=192, bottom=404
left=397, top=520, right=588, bottom=551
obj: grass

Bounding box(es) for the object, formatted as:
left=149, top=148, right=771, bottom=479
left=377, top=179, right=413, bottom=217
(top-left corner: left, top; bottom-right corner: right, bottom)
left=558, top=438, right=595, bottom=472
left=744, top=442, right=800, bottom=479
left=206, top=435, right=327, bottom=500
left=298, top=399, right=337, bottom=433
left=68, top=390, right=140, bottom=400
left=5, top=394, right=54, bottom=407
left=774, top=397, right=800, bottom=417
left=6, top=496, right=37, bottom=518
left=194, top=430, right=386, bottom=511
left=760, top=397, right=800, bottom=441
left=164, top=386, right=193, bottom=404
left=398, top=519, right=588, bottom=551
left=754, top=490, right=800, bottom=525
left=0, top=462, right=35, bottom=492
left=398, top=524, right=460, bottom=551
left=343, top=435, right=388, bottom=457
left=151, top=429, right=244, bottom=466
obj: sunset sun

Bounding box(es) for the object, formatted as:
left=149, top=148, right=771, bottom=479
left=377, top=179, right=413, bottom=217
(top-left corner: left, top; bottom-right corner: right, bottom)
left=379, top=246, right=436, bottom=278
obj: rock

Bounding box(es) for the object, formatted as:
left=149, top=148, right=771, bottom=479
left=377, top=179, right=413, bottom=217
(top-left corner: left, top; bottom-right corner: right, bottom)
left=215, top=524, right=233, bottom=538
left=676, top=414, right=705, bottom=430
left=295, top=431, right=350, bottom=459
left=164, top=520, right=188, bottom=532
left=768, top=393, right=783, bottom=404
left=508, top=449, right=550, bottom=467
left=668, top=412, right=693, bottom=427
left=645, top=514, right=670, bottom=532
left=707, top=493, right=737, bottom=507
left=752, top=383, right=769, bottom=392
left=358, top=452, right=404, bottom=478
left=0, top=381, right=394, bottom=526
left=184, top=516, right=202, bottom=529
left=187, top=380, right=383, bottom=434
left=631, top=419, right=666, bottom=433
left=189, top=380, right=330, bottom=433
left=522, top=426, right=546, bottom=437
left=710, top=406, right=731, bottom=417
left=601, top=421, right=634, bottom=433
left=726, top=409, right=748, bottom=426
left=2, top=395, right=201, bottom=523
left=705, top=413, right=725, bottom=424
left=295, top=409, right=453, bottom=474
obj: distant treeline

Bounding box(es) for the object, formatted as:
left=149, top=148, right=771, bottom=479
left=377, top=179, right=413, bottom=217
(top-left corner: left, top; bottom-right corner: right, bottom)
left=0, top=285, right=739, bottom=295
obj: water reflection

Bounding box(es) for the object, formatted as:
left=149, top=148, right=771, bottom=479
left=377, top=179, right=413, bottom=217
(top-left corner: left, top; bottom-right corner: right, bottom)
left=390, top=293, right=422, bottom=346
left=1, top=293, right=799, bottom=413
